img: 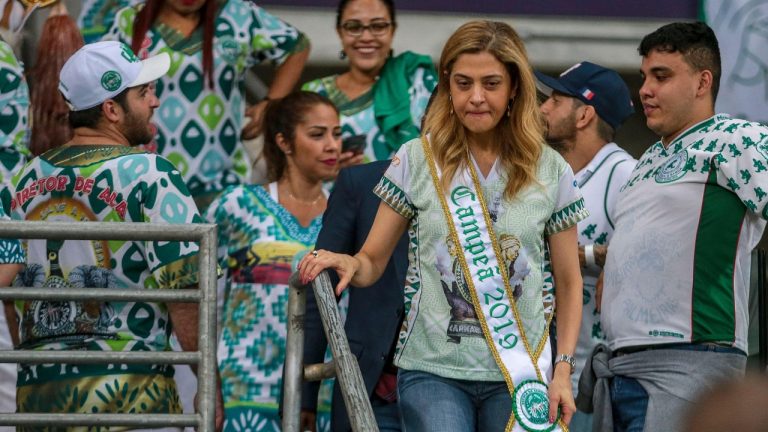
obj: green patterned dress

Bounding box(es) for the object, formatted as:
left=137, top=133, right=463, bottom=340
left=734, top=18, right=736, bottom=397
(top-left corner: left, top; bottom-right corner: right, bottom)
left=2, top=145, right=202, bottom=428
left=205, top=182, right=331, bottom=431
left=106, top=0, right=308, bottom=207
left=0, top=39, right=30, bottom=194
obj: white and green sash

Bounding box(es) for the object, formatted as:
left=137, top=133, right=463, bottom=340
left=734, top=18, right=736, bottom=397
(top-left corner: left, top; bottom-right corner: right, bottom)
left=422, top=138, right=563, bottom=432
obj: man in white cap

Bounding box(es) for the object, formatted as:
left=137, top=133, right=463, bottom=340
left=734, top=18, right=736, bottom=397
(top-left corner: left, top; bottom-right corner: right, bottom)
left=1, top=41, right=221, bottom=428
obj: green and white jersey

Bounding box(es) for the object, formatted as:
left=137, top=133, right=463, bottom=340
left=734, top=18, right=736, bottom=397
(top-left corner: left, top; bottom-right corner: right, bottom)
left=2, top=145, right=201, bottom=417
left=572, top=143, right=635, bottom=390
left=107, top=0, right=308, bottom=201
left=375, top=139, right=586, bottom=381
left=0, top=39, right=29, bottom=194
left=603, top=114, right=768, bottom=353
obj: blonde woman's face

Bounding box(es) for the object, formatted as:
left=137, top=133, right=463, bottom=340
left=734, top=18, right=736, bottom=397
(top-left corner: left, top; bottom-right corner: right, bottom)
left=449, top=51, right=515, bottom=138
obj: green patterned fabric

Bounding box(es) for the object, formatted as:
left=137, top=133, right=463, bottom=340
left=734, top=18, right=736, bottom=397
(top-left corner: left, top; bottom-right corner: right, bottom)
left=372, top=51, right=437, bottom=159
left=0, top=199, right=23, bottom=264
left=205, top=183, right=333, bottom=432
left=2, top=145, right=202, bottom=421
left=0, top=39, right=30, bottom=196
left=106, top=0, right=308, bottom=201
left=78, top=0, right=139, bottom=43
left=374, top=140, right=586, bottom=381
left=302, top=52, right=436, bottom=162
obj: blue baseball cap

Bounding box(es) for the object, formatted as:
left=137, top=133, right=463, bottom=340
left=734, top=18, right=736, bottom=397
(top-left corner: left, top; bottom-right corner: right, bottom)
left=535, top=62, right=634, bottom=130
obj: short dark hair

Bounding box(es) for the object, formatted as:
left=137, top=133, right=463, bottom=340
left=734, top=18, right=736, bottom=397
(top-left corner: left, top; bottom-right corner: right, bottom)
left=570, top=96, right=616, bottom=142
left=67, top=88, right=130, bottom=129
left=638, top=21, right=721, bottom=102
left=262, top=91, right=339, bottom=182
left=336, top=0, right=396, bottom=28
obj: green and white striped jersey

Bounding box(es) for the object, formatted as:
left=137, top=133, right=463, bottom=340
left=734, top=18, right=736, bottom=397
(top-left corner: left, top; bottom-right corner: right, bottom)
left=603, top=114, right=768, bottom=353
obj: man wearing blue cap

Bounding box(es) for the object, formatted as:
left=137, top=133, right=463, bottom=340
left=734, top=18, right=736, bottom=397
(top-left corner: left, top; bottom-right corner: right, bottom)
left=2, top=40, right=222, bottom=428
left=536, top=61, right=636, bottom=432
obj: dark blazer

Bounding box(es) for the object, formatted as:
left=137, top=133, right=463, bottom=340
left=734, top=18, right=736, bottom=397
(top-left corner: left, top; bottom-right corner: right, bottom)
left=301, top=160, right=408, bottom=431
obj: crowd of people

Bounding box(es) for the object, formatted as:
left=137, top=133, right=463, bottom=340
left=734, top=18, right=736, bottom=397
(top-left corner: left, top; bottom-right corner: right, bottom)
left=0, top=1, right=766, bottom=432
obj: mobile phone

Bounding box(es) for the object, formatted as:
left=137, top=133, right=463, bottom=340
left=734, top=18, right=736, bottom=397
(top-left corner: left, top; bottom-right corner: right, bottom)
left=342, top=135, right=366, bottom=155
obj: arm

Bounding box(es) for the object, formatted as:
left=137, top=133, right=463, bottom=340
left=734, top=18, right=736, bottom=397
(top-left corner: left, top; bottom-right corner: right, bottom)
left=299, top=202, right=408, bottom=295
left=0, top=263, right=22, bottom=346
left=242, top=44, right=311, bottom=140
left=578, top=244, right=608, bottom=268
left=546, top=225, right=582, bottom=425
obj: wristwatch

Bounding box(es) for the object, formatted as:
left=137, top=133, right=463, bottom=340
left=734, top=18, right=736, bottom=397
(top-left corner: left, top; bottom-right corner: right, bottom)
left=554, top=354, right=576, bottom=374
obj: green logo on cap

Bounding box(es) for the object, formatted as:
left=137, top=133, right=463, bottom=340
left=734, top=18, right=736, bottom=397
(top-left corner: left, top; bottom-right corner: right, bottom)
left=120, top=44, right=140, bottom=63
left=101, top=70, right=122, bottom=92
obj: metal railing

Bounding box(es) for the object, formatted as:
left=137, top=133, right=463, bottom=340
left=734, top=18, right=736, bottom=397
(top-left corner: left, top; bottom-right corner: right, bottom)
left=0, top=220, right=218, bottom=431
left=282, top=271, right=378, bottom=432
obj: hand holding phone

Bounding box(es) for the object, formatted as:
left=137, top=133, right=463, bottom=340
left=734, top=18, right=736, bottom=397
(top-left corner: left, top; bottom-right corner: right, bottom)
left=342, top=135, right=366, bottom=156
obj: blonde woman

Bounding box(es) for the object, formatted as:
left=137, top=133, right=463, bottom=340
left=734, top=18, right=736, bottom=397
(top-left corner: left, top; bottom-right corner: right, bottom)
left=299, top=21, right=584, bottom=431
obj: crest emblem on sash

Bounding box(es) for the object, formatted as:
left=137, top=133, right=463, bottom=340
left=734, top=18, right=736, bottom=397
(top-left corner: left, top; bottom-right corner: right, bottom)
left=513, top=380, right=559, bottom=432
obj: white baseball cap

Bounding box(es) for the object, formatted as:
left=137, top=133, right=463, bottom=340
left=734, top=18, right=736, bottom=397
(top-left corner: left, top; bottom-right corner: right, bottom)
left=59, top=41, right=170, bottom=111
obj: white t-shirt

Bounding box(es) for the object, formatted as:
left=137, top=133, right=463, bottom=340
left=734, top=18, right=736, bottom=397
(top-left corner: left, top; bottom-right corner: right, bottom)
left=603, top=114, right=768, bottom=353
left=572, top=143, right=635, bottom=390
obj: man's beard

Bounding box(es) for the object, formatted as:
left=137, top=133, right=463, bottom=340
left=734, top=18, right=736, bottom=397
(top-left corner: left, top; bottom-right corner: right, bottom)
left=546, top=138, right=571, bottom=154
left=122, top=109, right=154, bottom=147
left=544, top=114, right=577, bottom=154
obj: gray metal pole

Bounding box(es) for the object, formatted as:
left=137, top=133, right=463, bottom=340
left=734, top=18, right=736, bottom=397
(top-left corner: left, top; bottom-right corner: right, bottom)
left=311, top=272, right=378, bottom=432
left=198, top=226, right=218, bottom=432
left=0, top=413, right=197, bottom=428
left=0, top=221, right=214, bottom=241
left=282, top=273, right=308, bottom=432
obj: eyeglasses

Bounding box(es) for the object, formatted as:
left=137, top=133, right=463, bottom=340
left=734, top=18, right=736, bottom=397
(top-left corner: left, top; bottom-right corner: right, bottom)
left=340, top=20, right=392, bottom=37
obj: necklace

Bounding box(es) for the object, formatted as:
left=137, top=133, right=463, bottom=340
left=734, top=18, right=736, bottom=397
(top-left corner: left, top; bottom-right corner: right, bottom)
left=285, top=189, right=324, bottom=206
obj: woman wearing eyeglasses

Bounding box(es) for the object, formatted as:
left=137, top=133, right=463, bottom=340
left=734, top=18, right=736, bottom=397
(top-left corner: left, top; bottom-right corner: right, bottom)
left=303, top=0, right=437, bottom=167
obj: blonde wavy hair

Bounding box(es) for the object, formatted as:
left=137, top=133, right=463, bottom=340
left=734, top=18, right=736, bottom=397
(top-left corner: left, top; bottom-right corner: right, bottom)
left=423, top=20, right=544, bottom=200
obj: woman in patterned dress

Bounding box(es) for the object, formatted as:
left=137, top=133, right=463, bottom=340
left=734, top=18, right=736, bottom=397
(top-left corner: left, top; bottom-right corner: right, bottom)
left=303, top=0, right=437, bottom=167
left=106, top=0, right=310, bottom=210
left=205, top=91, right=341, bottom=431
left=299, top=21, right=584, bottom=432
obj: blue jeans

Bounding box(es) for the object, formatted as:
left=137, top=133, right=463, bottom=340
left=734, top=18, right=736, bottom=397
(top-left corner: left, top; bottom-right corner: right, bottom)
left=610, top=343, right=745, bottom=432
left=397, top=369, right=510, bottom=432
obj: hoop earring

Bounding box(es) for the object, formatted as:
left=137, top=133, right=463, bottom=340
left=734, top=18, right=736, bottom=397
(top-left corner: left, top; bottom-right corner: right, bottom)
left=507, top=98, right=514, bottom=117
left=449, top=94, right=454, bottom=115
left=339, top=50, right=347, bottom=60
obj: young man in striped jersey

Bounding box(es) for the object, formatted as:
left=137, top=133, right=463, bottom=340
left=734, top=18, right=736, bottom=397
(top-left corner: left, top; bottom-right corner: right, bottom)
left=537, top=61, right=636, bottom=432
left=598, top=21, right=768, bottom=432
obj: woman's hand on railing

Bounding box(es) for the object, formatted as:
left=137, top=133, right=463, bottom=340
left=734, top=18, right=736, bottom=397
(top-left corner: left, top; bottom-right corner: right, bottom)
left=298, top=249, right=360, bottom=296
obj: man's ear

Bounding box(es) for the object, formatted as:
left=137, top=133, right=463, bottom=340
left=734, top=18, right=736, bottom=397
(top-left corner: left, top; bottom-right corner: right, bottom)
left=101, top=99, right=123, bottom=124
left=575, top=104, right=596, bottom=130
left=697, top=69, right=714, bottom=99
